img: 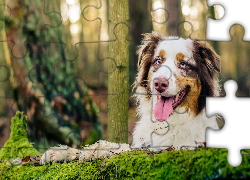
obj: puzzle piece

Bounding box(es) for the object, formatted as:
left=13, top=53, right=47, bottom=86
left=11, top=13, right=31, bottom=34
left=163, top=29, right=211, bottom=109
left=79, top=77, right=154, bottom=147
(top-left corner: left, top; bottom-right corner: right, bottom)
left=180, top=147, right=206, bottom=179
left=5, top=1, right=69, bottom=60
left=212, top=24, right=250, bottom=97
left=0, top=3, right=11, bottom=22
left=207, top=0, right=250, bottom=41
left=206, top=80, right=250, bottom=167
left=158, top=0, right=224, bottom=40
left=0, top=4, right=14, bottom=100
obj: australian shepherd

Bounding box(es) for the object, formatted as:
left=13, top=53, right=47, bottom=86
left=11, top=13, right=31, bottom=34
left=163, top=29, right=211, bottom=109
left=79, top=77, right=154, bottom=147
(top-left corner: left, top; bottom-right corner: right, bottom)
left=132, top=32, right=221, bottom=149
left=41, top=32, right=222, bottom=164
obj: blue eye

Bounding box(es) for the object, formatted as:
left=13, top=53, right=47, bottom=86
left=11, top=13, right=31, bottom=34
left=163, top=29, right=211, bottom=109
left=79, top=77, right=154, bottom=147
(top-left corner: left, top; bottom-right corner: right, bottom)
left=180, top=62, right=186, bottom=68
left=155, top=59, right=161, bottom=65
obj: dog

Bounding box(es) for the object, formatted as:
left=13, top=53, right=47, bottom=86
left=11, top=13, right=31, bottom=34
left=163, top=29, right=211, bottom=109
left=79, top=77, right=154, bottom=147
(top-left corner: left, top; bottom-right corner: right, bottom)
left=132, top=32, right=222, bottom=149
left=40, top=32, right=222, bottom=164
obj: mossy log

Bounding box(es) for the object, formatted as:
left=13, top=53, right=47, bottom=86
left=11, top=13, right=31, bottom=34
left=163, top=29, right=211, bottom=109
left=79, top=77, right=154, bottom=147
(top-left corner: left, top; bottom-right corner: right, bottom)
left=1, top=148, right=250, bottom=179
left=1, top=112, right=250, bottom=179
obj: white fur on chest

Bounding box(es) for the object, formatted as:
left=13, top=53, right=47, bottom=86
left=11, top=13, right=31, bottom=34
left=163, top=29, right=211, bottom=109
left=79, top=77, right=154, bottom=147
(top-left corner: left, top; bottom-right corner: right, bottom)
left=132, top=96, right=219, bottom=149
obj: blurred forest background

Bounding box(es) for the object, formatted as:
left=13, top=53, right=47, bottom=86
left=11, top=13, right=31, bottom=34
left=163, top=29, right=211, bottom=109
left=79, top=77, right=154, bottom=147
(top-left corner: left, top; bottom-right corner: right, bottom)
left=0, top=0, right=249, bottom=153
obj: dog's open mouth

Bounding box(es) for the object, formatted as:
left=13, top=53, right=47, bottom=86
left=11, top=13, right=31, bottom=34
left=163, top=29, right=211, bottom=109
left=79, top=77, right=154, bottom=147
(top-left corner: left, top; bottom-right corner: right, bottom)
left=153, top=86, right=189, bottom=122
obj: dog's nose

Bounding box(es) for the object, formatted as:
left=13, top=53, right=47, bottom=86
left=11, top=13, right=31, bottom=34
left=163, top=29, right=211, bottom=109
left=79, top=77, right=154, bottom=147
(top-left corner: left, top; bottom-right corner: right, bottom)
left=154, top=77, right=169, bottom=93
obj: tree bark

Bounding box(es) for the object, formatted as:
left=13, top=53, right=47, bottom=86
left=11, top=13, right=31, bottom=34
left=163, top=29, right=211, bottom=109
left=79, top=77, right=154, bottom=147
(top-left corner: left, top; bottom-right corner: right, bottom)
left=107, top=0, right=129, bottom=143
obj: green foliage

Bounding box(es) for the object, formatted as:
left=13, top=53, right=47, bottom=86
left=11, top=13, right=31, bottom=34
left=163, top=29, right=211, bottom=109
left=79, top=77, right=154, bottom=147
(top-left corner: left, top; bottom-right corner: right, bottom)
left=0, top=111, right=40, bottom=161
left=1, top=147, right=250, bottom=179
left=4, top=0, right=102, bottom=150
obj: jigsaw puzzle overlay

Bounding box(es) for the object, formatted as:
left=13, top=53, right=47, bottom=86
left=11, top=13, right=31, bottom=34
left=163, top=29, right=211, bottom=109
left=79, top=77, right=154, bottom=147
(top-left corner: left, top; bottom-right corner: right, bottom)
left=206, top=80, right=250, bottom=167
left=207, top=0, right=250, bottom=41
left=1, top=0, right=250, bottom=179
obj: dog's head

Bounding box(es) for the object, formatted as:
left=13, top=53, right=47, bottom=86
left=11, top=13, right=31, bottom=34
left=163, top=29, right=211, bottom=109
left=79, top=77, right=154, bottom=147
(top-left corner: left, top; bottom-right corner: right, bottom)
left=134, top=32, right=220, bottom=122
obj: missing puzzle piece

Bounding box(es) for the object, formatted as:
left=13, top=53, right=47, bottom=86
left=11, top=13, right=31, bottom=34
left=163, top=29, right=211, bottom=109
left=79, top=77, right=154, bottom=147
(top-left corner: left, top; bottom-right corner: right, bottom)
left=206, top=79, right=250, bottom=167
left=207, top=0, right=250, bottom=41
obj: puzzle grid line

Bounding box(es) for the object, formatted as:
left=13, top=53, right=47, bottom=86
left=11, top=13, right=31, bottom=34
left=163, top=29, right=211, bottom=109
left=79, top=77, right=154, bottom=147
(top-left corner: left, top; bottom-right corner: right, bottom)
left=1, top=0, right=250, bottom=174
left=0, top=0, right=217, bottom=158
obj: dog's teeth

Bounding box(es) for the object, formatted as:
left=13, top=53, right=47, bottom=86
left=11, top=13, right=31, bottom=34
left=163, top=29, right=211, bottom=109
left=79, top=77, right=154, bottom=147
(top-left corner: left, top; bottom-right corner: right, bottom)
left=176, top=94, right=179, bottom=101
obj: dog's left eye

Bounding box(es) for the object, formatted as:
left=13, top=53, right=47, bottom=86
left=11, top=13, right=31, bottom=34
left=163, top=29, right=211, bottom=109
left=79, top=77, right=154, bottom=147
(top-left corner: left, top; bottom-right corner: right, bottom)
left=179, top=62, right=187, bottom=69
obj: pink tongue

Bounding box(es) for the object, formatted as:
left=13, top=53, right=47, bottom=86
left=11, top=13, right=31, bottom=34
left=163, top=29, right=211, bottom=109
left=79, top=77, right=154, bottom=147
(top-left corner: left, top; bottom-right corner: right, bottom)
left=153, top=97, right=174, bottom=122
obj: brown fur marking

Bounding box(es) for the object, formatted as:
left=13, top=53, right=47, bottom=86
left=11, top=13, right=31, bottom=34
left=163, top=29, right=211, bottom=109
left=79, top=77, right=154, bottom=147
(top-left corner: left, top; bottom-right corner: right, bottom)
left=174, top=73, right=202, bottom=116
left=159, top=50, right=166, bottom=58
left=176, top=53, right=185, bottom=61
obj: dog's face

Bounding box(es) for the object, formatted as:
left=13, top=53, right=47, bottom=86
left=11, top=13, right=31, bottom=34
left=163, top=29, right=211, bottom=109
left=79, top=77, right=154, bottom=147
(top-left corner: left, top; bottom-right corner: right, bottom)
left=135, top=32, right=220, bottom=122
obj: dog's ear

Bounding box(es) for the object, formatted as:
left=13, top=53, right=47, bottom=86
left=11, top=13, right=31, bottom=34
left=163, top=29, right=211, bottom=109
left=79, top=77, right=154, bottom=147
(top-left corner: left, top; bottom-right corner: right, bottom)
left=193, top=40, right=221, bottom=111
left=137, top=32, right=164, bottom=67
left=193, top=40, right=220, bottom=76
left=135, top=32, right=164, bottom=88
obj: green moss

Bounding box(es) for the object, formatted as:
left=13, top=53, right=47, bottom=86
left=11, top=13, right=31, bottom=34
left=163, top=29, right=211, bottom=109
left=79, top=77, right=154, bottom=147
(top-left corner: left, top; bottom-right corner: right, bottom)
left=0, top=111, right=40, bottom=162
left=1, top=112, right=250, bottom=179
left=1, top=148, right=250, bottom=179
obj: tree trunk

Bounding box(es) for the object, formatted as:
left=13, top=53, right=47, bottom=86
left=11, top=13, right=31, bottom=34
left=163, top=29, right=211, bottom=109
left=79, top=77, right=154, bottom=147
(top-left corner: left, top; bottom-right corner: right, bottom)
left=107, top=0, right=129, bottom=143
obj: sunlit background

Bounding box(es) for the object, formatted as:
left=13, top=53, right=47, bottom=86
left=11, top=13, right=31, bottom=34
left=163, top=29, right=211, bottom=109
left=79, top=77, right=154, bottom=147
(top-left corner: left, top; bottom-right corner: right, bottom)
left=1, top=0, right=249, bottom=152
left=60, top=0, right=225, bottom=45
left=57, top=0, right=250, bottom=140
